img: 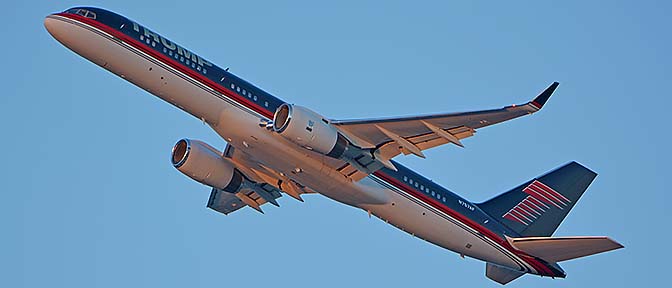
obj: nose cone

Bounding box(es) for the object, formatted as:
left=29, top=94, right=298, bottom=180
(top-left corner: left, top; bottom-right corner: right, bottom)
left=44, top=15, right=65, bottom=41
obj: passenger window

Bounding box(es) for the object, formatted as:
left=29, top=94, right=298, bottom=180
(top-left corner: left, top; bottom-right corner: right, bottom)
left=242, top=89, right=246, bottom=95
left=253, top=95, right=258, bottom=101
left=230, top=83, right=235, bottom=89
left=431, top=191, right=436, bottom=196
left=403, top=176, right=408, bottom=182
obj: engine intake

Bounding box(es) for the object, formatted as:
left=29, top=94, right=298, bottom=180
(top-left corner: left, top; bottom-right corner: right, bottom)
left=171, top=139, right=243, bottom=192
left=272, top=103, right=350, bottom=159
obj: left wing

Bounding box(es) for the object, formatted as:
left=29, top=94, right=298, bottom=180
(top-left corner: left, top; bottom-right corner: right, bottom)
left=207, top=184, right=282, bottom=215
left=331, top=82, right=558, bottom=162
left=207, top=144, right=314, bottom=215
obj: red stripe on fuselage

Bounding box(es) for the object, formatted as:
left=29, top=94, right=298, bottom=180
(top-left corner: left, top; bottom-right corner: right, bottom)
left=54, top=13, right=275, bottom=120
left=372, top=171, right=556, bottom=276
left=53, top=12, right=559, bottom=277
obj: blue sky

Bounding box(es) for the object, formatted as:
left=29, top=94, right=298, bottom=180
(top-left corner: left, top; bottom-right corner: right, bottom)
left=2, top=1, right=670, bottom=287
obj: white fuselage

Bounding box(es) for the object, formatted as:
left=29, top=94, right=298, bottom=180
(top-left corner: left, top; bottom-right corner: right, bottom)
left=44, top=13, right=541, bottom=274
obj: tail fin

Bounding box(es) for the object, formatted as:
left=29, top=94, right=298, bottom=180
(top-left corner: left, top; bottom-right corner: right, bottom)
left=477, top=162, right=597, bottom=237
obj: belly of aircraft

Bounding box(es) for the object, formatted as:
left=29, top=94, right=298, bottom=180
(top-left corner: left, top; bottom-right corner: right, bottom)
left=358, top=177, right=524, bottom=270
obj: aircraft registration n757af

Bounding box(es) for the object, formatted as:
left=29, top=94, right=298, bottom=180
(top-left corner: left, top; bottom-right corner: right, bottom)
left=45, top=7, right=623, bottom=285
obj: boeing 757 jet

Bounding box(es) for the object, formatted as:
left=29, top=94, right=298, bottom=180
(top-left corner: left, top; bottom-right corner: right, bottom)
left=45, top=7, right=623, bottom=284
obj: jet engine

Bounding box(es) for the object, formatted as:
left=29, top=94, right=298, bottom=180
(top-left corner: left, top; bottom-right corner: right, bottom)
left=272, top=103, right=352, bottom=159
left=171, top=139, right=243, bottom=192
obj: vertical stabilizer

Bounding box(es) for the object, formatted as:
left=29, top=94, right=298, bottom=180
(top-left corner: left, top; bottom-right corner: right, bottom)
left=477, top=162, right=597, bottom=237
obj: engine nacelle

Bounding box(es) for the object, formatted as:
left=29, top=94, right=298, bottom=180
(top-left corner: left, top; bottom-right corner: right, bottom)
left=272, top=103, right=349, bottom=159
left=171, top=139, right=243, bottom=192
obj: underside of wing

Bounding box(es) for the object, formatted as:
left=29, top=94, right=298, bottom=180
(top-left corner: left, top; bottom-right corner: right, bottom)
left=331, top=82, right=559, bottom=162
left=207, top=184, right=283, bottom=215
left=206, top=144, right=315, bottom=215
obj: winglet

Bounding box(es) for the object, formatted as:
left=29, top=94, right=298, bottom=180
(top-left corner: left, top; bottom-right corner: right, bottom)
left=530, top=82, right=559, bottom=109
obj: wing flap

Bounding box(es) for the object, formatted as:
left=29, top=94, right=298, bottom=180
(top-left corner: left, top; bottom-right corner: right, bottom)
left=507, top=236, right=624, bottom=262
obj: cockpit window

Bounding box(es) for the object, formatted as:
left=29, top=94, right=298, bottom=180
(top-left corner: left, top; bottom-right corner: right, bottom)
left=67, top=8, right=97, bottom=19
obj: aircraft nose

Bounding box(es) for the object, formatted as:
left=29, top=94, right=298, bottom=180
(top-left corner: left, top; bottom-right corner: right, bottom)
left=44, top=15, right=67, bottom=42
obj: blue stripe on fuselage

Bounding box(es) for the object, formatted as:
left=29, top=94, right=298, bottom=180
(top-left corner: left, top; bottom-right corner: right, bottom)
left=64, top=7, right=283, bottom=119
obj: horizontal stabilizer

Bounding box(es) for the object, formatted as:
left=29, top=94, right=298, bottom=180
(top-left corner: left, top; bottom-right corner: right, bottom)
left=486, top=263, right=524, bottom=285
left=507, top=236, right=624, bottom=262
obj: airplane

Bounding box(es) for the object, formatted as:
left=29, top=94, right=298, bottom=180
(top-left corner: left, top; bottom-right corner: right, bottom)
left=44, top=7, right=623, bottom=285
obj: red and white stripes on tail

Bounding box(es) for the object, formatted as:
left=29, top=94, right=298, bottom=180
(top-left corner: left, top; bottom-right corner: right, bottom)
left=524, top=180, right=570, bottom=209
left=502, top=180, right=570, bottom=226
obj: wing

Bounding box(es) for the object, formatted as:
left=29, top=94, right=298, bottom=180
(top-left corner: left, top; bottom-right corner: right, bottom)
left=207, top=184, right=282, bottom=215
left=331, top=82, right=559, bottom=161
left=206, top=144, right=314, bottom=215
